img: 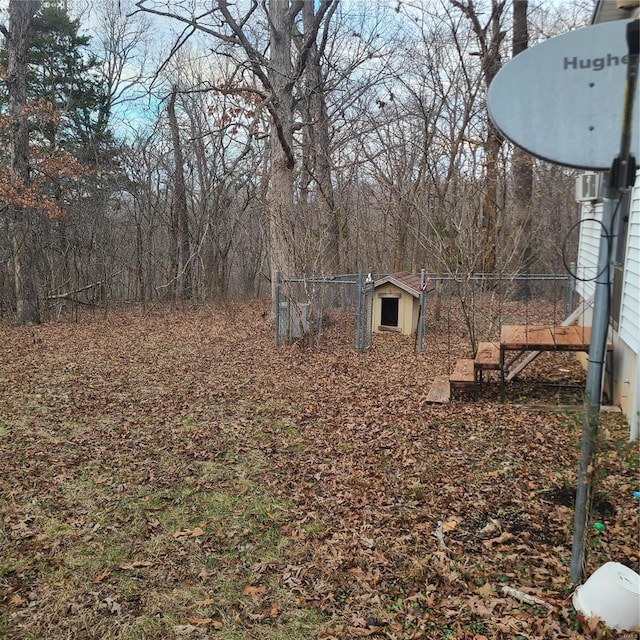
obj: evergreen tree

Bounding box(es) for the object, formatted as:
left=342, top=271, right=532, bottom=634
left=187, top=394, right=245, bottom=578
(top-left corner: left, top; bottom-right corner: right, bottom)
left=1, top=6, right=113, bottom=163
left=26, top=6, right=112, bottom=163
left=0, top=4, right=119, bottom=323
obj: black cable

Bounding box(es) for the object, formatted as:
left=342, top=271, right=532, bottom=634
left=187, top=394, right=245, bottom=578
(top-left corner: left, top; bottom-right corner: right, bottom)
left=560, top=194, right=624, bottom=282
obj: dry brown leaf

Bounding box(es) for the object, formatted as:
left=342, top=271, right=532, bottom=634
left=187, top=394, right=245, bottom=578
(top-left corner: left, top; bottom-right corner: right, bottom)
left=119, top=561, right=153, bottom=570
left=478, top=519, right=501, bottom=538
left=192, top=598, right=215, bottom=607
left=92, top=568, right=111, bottom=583
left=346, top=626, right=380, bottom=637
left=173, top=528, right=204, bottom=539
left=8, top=593, right=25, bottom=607
left=104, top=597, right=122, bottom=615
left=186, top=617, right=223, bottom=628
left=483, top=532, right=514, bottom=547
left=242, top=585, right=267, bottom=596
left=197, top=568, right=213, bottom=581
left=442, top=519, right=459, bottom=532
left=476, top=582, right=493, bottom=597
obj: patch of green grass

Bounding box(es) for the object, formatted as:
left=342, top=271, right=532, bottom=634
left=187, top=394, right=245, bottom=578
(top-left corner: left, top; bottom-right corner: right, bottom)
left=464, top=620, right=487, bottom=633
left=65, top=537, right=132, bottom=575
left=0, top=555, right=31, bottom=580
left=302, top=519, right=326, bottom=537
left=119, top=617, right=172, bottom=640
left=180, top=416, right=200, bottom=430
left=402, top=482, right=426, bottom=501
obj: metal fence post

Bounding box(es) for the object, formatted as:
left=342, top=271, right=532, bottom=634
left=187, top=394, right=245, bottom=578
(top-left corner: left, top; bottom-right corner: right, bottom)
left=565, top=262, right=576, bottom=317
left=417, top=269, right=426, bottom=353
left=354, top=270, right=363, bottom=351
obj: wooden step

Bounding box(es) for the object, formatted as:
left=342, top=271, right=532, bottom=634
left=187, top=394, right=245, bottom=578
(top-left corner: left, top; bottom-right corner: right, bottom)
left=449, top=359, right=475, bottom=387
left=425, top=375, right=450, bottom=403
left=474, top=342, right=501, bottom=371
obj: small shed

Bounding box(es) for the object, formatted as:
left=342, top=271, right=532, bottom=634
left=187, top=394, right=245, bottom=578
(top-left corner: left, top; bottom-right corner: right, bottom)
left=373, top=271, right=422, bottom=335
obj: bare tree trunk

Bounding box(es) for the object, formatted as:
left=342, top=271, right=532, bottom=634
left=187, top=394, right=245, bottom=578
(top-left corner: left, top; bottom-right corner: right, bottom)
left=483, top=124, right=500, bottom=274
left=512, top=0, right=534, bottom=299
left=451, top=0, right=506, bottom=275
left=302, top=1, right=340, bottom=276
left=3, top=0, right=41, bottom=324
left=267, top=0, right=297, bottom=301
left=167, top=86, right=192, bottom=303
left=393, top=202, right=412, bottom=273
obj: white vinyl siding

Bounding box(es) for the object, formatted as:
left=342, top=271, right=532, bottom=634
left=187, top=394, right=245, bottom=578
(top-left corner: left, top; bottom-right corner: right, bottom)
left=618, top=177, right=640, bottom=353
left=576, top=202, right=603, bottom=301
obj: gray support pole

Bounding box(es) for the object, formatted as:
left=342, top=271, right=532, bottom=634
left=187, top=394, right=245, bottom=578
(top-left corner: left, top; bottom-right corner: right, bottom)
left=570, top=19, right=638, bottom=584
left=417, top=269, right=426, bottom=353
left=565, top=261, right=576, bottom=317
left=569, top=189, right=615, bottom=584
left=354, top=270, right=363, bottom=351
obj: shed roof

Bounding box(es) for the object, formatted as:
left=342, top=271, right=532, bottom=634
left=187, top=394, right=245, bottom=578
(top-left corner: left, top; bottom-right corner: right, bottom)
left=373, top=271, right=422, bottom=298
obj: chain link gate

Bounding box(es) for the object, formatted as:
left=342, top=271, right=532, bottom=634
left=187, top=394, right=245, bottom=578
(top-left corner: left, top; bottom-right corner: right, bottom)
left=274, top=271, right=374, bottom=351
left=354, top=270, right=374, bottom=351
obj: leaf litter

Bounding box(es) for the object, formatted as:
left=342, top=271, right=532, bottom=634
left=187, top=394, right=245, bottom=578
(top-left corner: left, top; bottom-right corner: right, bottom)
left=0, top=301, right=638, bottom=639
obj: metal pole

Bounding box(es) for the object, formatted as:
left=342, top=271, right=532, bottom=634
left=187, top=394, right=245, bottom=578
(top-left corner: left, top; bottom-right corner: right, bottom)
left=569, top=188, right=615, bottom=583
left=417, top=269, right=426, bottom=353
left=570, top=19, right=639, bottom=584
left=565, top=261, right=576, bottom=317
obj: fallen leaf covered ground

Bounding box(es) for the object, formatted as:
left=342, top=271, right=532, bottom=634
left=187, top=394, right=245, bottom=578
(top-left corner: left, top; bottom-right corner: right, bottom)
left=0, top=301, right=638, bottom=639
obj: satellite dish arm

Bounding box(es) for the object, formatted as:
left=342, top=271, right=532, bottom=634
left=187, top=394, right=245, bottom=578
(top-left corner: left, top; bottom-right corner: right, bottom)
left=610, top=18, right=639, bottom=189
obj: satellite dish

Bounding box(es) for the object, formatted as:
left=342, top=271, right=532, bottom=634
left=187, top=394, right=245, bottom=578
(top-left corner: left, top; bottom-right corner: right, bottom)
left=487, top=19, right=639, bottom=170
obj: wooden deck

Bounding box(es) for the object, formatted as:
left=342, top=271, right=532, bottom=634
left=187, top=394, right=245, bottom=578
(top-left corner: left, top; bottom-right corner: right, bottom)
left=499, top=324, right=612, bottom=401
left=424, top=322, right=611, bottom=404
left=500, top=325, right=596, bottom=351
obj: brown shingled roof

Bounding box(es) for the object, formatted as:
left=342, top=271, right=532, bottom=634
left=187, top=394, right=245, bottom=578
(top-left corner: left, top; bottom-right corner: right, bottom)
left=373, top=271, right=422, bottom=297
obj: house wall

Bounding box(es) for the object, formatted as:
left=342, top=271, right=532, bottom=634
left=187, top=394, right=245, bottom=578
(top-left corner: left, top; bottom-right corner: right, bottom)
left=619, top=177, right=640, bottom=352
left=372, top=283, right=418, bottom=336
left=575, top=170, right=640, bottom=439
left=575, top=202, right=603, bottom=300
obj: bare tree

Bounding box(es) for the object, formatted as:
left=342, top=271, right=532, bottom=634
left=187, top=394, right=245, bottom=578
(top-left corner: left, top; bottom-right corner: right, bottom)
left=450, top=0, right=507, bottom=275
left=167, top=85, right=192, bottom=303
left=511, top=0, right=534, bottom=298
left=1, top=0, right=42, bottom=324
left=92, top=0, right=150, bottom=138
left=135, top=0, right=337, bottom=305
left=299, top=0, right=340, bottom=275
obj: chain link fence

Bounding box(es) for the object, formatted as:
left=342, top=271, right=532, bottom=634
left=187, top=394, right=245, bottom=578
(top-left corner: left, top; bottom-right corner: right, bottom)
left=274, top=271, right=575, bottom=354
left=419, top=272, right=576, bottom=353
left=274, top=271, right=374, bottom=350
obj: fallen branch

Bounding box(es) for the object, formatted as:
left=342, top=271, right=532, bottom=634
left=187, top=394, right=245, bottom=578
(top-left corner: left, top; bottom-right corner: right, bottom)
left=46, top=275, right=118, bottom=301
left=501, top=585, right=551, bottom=608
left=434, top=521, right=447, bottom=549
